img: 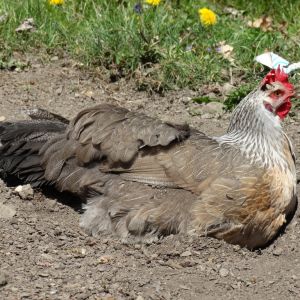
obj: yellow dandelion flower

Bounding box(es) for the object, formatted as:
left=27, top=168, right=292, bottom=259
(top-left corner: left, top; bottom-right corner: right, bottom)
left=145, top=0, right=162, bottom=6
left=49, top=0, right=64, bottom=5
left=198, top=8, right=217, bottom=26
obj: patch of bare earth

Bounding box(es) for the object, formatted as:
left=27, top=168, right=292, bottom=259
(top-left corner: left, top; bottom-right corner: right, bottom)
left=0, top=56, right=300, bottom=300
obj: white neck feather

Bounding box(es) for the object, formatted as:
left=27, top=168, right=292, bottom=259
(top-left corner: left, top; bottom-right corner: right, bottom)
left=215, top=89, right=289, bottom=170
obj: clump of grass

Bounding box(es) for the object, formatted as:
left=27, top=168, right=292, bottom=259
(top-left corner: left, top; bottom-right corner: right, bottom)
left=192, top=95, right=219, bottom=104
left=0, top=0, right=300, bottom=94
left=0, top=57, right=28, bottom=70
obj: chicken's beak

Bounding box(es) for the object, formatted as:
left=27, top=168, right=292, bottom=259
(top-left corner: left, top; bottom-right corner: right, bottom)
left=263, top=100, right=274, bottom=114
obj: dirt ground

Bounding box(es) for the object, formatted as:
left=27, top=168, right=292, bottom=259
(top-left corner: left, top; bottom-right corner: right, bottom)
left=0, top=55, right=300, bottom=300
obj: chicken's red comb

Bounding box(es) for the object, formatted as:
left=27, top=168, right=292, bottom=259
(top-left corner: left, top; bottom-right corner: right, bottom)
left=261, top=66, right=293, bottom=91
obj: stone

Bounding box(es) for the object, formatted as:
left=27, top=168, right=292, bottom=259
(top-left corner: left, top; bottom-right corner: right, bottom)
left=0, top=273, right=7, bottom=287
left=221, top=83, right=235, bottom=96
left=0, top=203, right=16, bottom=219
left=50, top=56, right=59, bottom=62
left=273, top=247, right=283, bottom=256
left=98, top=255, right=114, bottom=264
left=180, top=250, right=192, bottom=257
left=201, top=102, right=225, bottom=115
left=14, top=184, right=34, bottom=200
left=219, top=267, right=229, bottom=277
left=55, top=86, right=63, bottom=95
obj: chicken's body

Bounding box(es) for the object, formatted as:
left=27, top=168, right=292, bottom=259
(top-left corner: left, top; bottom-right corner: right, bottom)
left=0, top=68, right=297, bottom=249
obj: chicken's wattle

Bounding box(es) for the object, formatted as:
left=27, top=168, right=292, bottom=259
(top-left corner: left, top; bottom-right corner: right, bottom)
left=276, top=100, right=292, bottom=120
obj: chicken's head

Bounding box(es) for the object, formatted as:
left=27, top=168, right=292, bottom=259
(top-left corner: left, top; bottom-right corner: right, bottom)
left=261, top=67, right=294, bottom=120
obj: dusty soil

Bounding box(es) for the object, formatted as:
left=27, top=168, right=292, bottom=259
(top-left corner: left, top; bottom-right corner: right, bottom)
left=0, top=56, right=300, bottom=300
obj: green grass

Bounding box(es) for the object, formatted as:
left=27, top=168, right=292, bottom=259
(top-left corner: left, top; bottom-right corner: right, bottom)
left=0, top=0, right=300, bottom=92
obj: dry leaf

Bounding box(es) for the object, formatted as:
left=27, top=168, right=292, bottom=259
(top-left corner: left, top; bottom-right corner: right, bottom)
left=15, top=18, right=36, bottom=33
left=216, top=41, right=234, bottom=63
left=278, top=21, right=288, bottom=33
left=98, top=255, right=114, bottom=264
left=0, top=14, right=8, bottom=23
left=247, top=16, right=273, bottom=32
left=82, top=90, right=94, bottom=98
left=223, top=7, right=243, bottom=18
left=67, top=247, right=87, bottom=257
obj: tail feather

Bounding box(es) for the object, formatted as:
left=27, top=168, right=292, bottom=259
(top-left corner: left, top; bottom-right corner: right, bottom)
left=0, top=120, right=67, bottom=185
left=22, top=108, right=69, bottom=124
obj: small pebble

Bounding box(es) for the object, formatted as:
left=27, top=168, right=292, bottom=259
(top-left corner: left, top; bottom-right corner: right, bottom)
left=0, top=273, right=7, bottom=287
left=50, top=56, right=59, bottom=61
left=180, top=250, right=192, bottom=257
left=219, top=268, right=229, bottom=277
left=0, top=203, right=16, bottom=219
left=14, top=184, right=34, bottom=200
left=273, top=247, right=283, bottom=256
left=98, top=255, right=114, bottom=264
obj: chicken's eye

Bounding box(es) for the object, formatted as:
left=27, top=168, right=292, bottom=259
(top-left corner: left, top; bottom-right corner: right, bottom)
left=274, top=90, right=283, bottom=96
left=270, top=90, right=283, bottom=99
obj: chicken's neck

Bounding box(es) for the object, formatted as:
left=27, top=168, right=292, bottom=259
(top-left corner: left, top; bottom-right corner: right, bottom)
left=216, top=90, right=290, bottom=170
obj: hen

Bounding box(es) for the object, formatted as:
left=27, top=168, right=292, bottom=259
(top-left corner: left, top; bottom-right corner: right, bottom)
left=0, top=68, right=297, bottom=249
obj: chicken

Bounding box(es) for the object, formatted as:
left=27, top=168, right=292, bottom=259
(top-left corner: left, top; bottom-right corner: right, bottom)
left=0, top=68, right=297, bottom=249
